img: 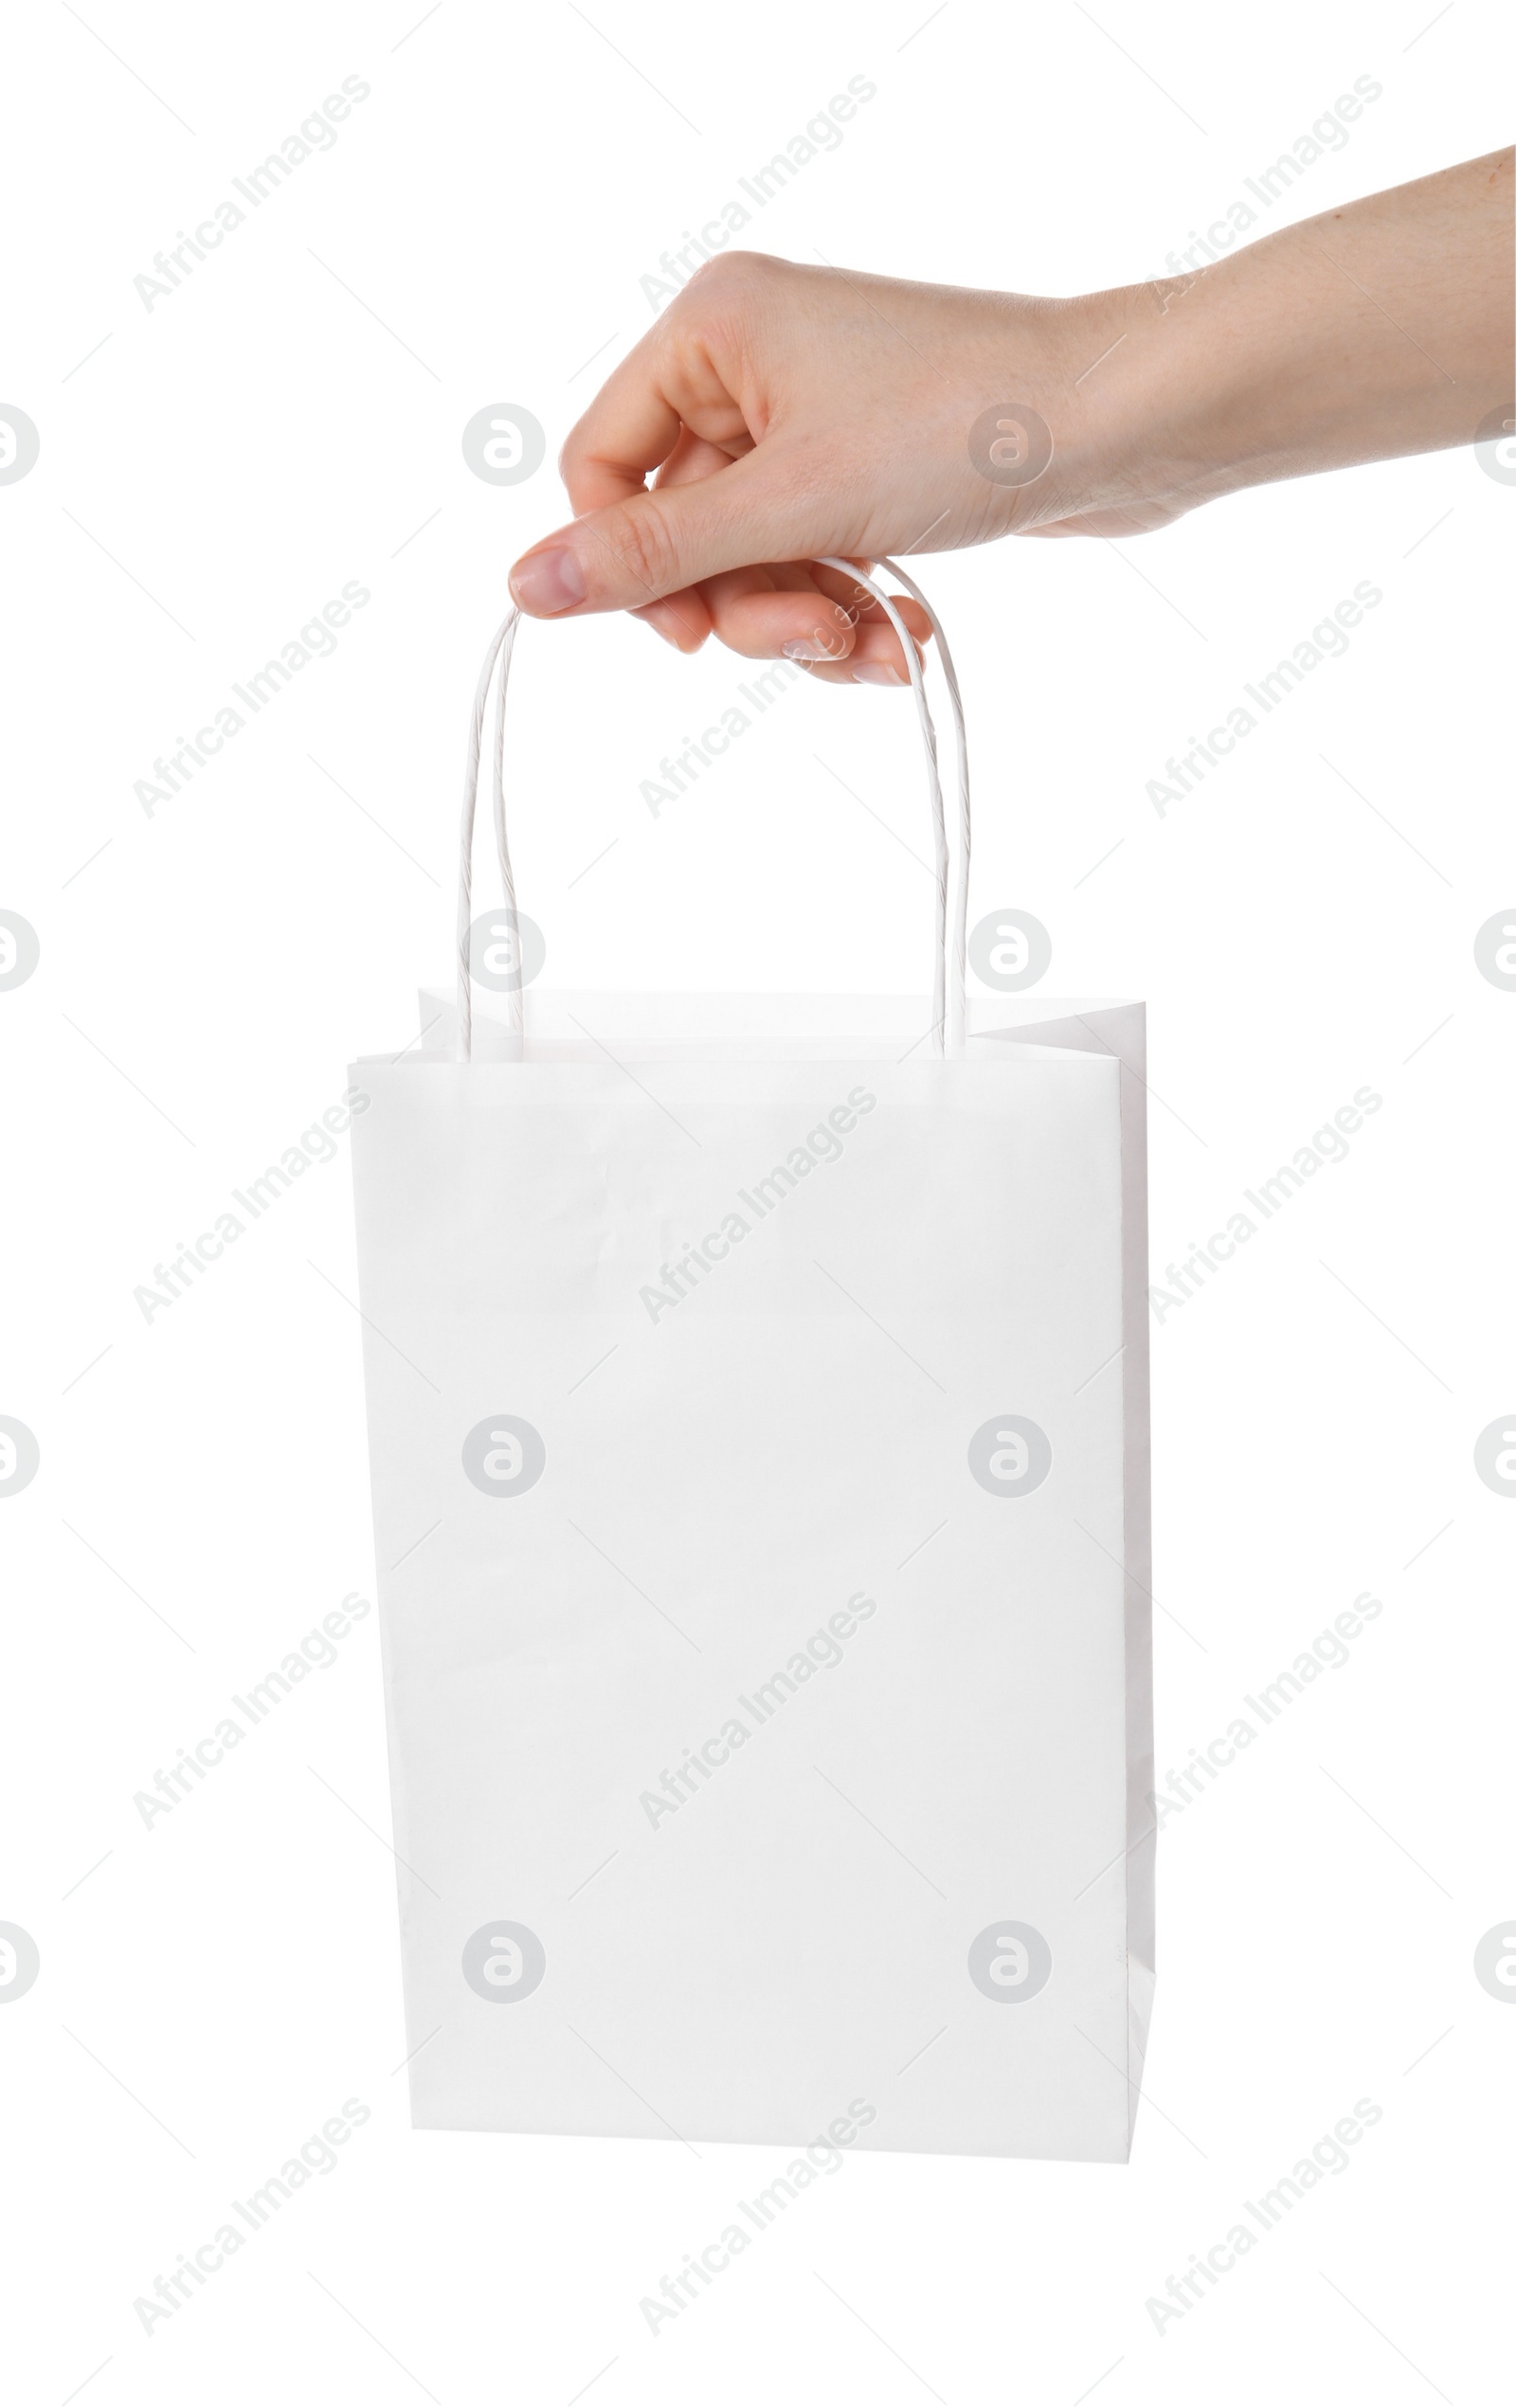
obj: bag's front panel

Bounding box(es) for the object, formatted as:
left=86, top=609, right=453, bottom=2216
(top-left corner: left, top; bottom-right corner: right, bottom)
left=352, top=1049, right=1136, bottom=2160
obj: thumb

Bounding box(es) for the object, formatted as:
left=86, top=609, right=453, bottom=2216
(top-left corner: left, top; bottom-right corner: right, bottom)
left=508, top=451, right=808, bottom=618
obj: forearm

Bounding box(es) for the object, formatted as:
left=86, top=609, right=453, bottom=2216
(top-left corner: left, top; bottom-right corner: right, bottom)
left=1081, top=149, right=1513, bottom=521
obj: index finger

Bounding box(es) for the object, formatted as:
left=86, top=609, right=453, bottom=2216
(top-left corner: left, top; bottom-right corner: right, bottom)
left=558, top=321, right=751, bottom=514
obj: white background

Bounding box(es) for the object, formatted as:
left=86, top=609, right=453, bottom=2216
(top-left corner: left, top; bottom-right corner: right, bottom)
left=2, top=1, right=1511, bottom=2400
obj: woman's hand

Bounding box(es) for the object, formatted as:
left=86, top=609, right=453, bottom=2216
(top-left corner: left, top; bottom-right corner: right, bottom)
left=509, top=254, right=1128, bottom=681
left=508, top=150, right=1512, bottom=685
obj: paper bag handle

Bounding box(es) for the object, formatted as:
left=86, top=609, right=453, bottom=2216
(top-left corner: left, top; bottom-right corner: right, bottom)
left=456, top=560, right=971, bottom=1060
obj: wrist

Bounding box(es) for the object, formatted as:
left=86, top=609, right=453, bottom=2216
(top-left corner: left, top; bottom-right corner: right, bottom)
left=1058, top=148, right=1515, bottom=528
left=1043, top=273, right=1254, bottom=526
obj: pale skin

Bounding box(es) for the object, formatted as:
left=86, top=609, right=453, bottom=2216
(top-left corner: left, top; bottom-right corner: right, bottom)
left=509, top=149, right=1513, bottom=682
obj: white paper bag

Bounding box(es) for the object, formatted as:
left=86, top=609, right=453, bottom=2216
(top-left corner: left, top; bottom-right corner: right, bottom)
left=350, top=566, right=1153, bottom=2162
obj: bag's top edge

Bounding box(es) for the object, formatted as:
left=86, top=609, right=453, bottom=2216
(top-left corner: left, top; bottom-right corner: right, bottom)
left=346, top=991, right=1144, bottom=1070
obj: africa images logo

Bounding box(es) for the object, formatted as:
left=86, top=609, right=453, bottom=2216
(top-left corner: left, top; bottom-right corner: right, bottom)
left=639, top=1087, right=876, bottom=1322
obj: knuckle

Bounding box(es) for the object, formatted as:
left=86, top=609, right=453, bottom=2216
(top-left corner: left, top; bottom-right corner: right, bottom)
left=680, top=249, right=738, bottom=297
left=595, top=494, right=680, bottom=599
left=683, top=246, right=766, bottom=296
left=556, top=415, right=597, bottom=502
left=669, top=247, right=780, bottom=327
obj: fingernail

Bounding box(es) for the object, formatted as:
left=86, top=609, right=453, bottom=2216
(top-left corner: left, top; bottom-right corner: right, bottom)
left=783, top=638, right=837, bottom=662
left=509, top=546, right=586, bottom=616
left=853, top=662, right=906, bottom=686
